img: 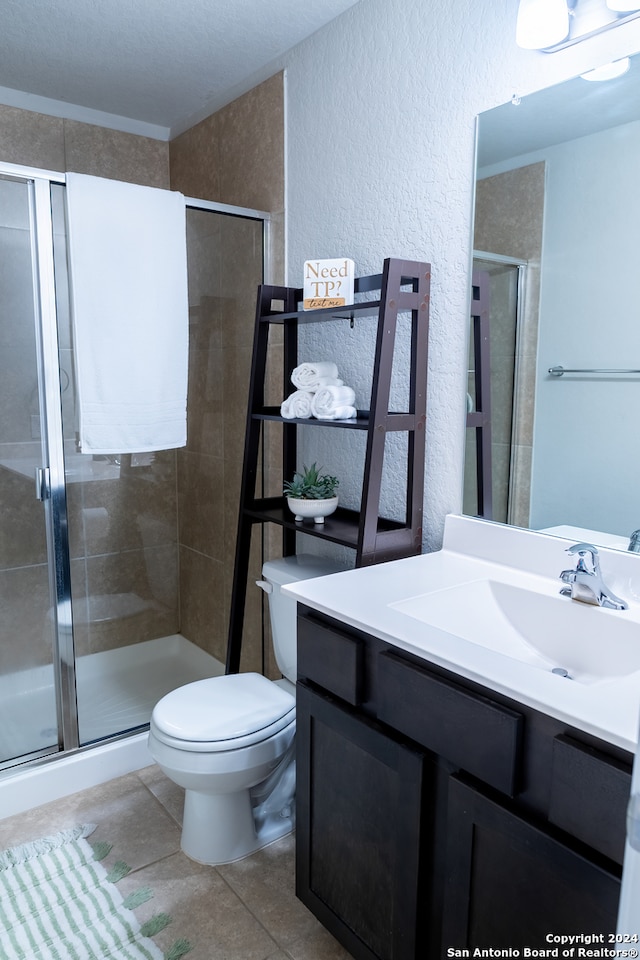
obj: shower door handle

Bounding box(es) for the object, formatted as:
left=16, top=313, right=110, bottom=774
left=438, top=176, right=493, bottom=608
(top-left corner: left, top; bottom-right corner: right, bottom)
left=35, top=466, right=50, bottom=501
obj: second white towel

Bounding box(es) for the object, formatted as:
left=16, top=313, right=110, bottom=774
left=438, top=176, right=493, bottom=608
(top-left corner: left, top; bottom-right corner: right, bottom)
left=281, top=390, right=314, bottom=419
left=311, top=385, right=357, bottom=420
left=291, top=361, right=343, bottom=391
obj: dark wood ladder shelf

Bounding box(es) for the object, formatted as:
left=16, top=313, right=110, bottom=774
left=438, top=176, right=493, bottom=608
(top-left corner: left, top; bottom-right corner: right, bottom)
left=226, top=257, right=431, bottom=673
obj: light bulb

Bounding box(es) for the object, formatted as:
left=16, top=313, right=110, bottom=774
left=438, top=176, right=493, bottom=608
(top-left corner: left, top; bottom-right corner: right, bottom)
left=581, top=57, right=630, bottom=80
left=516, top=0, right=570, bottom=49
left=606, top=0, right=640, bottom=11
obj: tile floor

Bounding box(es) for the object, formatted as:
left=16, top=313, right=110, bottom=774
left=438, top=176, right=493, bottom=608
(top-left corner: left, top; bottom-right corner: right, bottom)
left=0, top=765, right=353, bottom=960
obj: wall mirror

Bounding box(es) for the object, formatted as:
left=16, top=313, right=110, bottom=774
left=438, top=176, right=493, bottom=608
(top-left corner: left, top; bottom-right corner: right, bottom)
left=464, top=51, right=640, bottom=551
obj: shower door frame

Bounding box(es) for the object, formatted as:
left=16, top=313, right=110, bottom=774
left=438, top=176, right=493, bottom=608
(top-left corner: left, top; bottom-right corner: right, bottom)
left=0, top=159, right=272, bottom=773
left=0, top=161, right=79, bottom=766
left=184, top=194, right=274, bottom=284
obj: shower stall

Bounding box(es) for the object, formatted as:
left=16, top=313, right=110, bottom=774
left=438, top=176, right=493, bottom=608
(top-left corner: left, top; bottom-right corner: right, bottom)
left=0, top=162, right=267, bottom=775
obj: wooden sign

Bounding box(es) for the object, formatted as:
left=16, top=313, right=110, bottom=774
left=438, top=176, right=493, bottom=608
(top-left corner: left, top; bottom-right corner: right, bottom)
left=303, top=258, right=354, bottom=310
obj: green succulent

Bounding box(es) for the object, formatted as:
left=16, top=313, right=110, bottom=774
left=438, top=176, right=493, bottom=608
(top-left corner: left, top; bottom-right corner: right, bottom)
left=283, top=462, right=339, bottom=500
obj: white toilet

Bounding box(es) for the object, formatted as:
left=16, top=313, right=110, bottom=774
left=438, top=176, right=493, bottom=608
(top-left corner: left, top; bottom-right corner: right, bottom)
left=148, top=553, right=346, bottom=865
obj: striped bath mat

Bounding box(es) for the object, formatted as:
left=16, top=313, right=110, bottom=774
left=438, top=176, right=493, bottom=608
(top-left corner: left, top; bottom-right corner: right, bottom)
left=0, top=824, right=191, bottom=960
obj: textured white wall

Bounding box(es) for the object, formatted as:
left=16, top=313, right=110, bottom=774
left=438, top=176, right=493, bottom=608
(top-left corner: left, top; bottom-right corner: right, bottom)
left=277, top=0, right=640, bottom=552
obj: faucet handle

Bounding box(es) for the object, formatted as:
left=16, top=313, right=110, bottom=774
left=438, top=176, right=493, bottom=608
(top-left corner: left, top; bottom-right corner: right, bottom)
left=566, top=542, right=599, bottom=573
left=567, top=541, right=598, bottom=556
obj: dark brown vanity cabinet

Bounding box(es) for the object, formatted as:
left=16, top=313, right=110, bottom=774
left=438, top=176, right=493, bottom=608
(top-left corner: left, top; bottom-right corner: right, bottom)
left=295, top=608, right=633, bottom=960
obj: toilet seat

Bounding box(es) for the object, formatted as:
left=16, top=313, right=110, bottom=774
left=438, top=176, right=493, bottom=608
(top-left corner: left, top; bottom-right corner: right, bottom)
left=150, top=673, right=295, bottom=753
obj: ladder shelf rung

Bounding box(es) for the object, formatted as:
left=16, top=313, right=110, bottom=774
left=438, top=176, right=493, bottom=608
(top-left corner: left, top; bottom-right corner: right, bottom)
left=243, top=499, right=408, bottom=550
left=260, top=299, right=382, bottom=323
left=253, top=409, right=420, bottom=431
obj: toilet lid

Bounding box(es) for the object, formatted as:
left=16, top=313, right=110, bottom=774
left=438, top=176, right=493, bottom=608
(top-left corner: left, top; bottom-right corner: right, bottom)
left=151, top=673, right=295, bottom=743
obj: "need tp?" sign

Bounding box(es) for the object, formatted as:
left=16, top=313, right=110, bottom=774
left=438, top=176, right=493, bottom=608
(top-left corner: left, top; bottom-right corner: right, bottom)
left=303, top=258, right=354, bottom=310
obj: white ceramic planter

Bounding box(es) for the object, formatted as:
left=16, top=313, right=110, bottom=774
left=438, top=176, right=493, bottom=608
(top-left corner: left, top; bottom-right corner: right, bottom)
left=286, top=496, right=338, bottom=524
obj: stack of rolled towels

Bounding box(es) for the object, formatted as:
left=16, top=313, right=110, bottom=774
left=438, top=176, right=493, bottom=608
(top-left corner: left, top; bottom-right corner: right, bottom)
left=281, top=362, right=357, bottom=420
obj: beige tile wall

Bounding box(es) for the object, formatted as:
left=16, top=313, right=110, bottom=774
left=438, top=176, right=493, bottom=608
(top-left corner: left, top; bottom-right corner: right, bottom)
left=0, top=105, right=65, bottom=171
left=0, top=105, right=170, bottom=185
left=170, top=71, right=285, bottom=289
left=170, top=72, right=286, bottom=676
left=63, top=122, right=170, bottom=186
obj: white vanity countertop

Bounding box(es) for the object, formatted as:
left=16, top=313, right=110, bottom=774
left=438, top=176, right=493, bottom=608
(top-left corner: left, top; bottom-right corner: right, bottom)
left=283, top=515, right=640, bottom=754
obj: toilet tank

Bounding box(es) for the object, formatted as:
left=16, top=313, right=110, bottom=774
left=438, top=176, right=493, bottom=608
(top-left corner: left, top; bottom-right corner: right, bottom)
left=259, top=554, right=348, bottom=684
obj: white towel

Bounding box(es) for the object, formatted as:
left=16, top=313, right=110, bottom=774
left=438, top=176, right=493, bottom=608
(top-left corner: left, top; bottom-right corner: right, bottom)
left=65, top=173, right=189, bottom=454
left=311, top=385, right=357, bottom=420
left=291, top=361, right=343, bottom=391
left=281, top=390, right=314, bottom=419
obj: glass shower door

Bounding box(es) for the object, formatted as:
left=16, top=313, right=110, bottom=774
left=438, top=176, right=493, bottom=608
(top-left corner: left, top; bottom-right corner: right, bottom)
left=1, top=172, right=269, bottom=768
left=0, top=174, right=68, bottom=768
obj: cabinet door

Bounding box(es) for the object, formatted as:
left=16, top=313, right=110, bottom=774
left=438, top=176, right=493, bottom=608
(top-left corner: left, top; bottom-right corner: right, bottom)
left=296, top=682, right=427, bottom=960
left=442, top=776, right=621, bottom=951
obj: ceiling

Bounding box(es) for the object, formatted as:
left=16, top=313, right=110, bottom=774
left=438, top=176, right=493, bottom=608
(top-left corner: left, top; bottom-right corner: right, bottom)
left=0, top=0, right=360, bottom=140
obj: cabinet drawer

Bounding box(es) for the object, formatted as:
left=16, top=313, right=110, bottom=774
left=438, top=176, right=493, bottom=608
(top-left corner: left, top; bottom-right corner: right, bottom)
left=297, top=615, right=364, bottom=705
left=378, top=650, right=523, bottom=796
left=549, top=735, right=631, bottom=865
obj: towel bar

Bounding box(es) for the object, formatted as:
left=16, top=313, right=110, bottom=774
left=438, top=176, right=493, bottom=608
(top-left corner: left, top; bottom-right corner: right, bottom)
left=549, top=365, right=640, bottom=377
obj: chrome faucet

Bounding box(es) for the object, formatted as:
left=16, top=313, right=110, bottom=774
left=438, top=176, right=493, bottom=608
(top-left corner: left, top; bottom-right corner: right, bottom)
left=559, top=542, right=628, bottom=609
left=628, top=530, right=640, bottom=553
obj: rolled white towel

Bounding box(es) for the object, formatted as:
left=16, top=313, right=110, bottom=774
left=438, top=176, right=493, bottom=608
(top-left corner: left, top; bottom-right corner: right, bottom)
left=291, top=361, right=343, bottom=391
left=311, top=385, right=357, bottom=420
left=280, top=390, right=314, bottom=419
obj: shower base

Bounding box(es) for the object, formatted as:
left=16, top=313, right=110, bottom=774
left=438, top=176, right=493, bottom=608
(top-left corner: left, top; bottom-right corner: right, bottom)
left=77, top=633, right=224, bottom=743
left=0, top=634, right=224, bottom=819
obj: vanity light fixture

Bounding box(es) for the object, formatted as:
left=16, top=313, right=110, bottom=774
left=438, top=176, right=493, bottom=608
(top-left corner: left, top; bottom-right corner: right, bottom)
left=516, top=0, right=640, bottom=49
left=580, top=56, right=630, bottom=78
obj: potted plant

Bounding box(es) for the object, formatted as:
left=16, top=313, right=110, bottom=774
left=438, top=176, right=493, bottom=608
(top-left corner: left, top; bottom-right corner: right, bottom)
left=283, top=462, right=339, bottom=524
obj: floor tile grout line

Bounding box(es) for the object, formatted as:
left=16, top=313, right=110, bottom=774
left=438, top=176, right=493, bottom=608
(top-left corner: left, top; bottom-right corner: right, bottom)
left=124, top=847, right=189, bottom=877
left=121, top=846, right=284, bottom=958
left=119, top=822, right=287, bottom=958
left=135, top=769, right=185, bottom=829
left=212, top=861, right=288, bottom=953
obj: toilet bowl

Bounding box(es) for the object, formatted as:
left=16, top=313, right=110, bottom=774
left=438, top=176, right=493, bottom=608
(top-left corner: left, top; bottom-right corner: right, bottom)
left=148, top=553, right=347, bottom=865
left=149, top=672, right=295, bottom=864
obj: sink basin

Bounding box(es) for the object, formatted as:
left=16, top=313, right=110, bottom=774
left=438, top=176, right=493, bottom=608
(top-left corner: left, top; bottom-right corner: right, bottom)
left=390, top=579, right=640, bottom=684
